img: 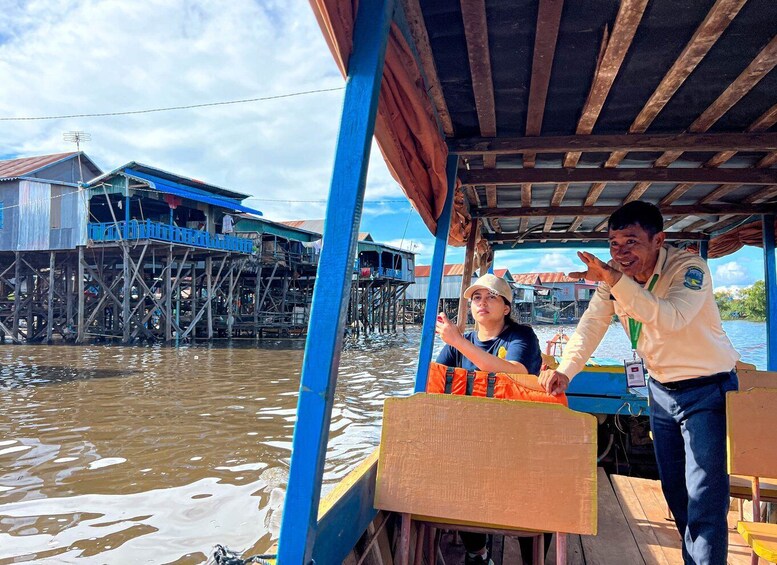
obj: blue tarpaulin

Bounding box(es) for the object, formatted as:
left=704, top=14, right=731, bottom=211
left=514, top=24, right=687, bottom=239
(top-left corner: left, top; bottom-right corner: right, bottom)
left=124, top=169, right=263, bottom=216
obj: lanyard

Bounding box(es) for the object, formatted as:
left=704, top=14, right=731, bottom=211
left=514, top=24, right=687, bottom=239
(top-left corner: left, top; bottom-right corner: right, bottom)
left=628, top=274, right=659, bottom=354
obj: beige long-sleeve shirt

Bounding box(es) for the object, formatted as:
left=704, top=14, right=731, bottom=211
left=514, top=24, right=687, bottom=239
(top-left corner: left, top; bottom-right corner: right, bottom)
left=557, top=245, right=739, bottom=384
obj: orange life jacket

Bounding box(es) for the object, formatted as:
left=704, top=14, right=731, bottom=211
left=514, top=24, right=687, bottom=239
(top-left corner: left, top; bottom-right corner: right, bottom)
left=426, top=361, right=568, bottom=407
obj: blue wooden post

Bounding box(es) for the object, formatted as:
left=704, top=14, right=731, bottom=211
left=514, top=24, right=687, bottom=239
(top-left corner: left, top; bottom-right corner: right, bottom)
left=763, top=215, right=777, bottom=370
left=123, top=178, right=130, bottom=239
left=414, top=155, right=459, bottom=392
left=276, top=1, right=394, bottom=562
left=699, top=240, right=708, bottom=261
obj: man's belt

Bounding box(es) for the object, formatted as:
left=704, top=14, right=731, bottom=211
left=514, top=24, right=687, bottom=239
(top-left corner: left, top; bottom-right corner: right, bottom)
left=653, top=370, right=734, bottom=391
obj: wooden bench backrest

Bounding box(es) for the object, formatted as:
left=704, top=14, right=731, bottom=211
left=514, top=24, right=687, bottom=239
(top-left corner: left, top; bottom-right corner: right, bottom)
left=727, top=388, right=777, bottom=479
left=737, top=369, right=777, bottom=391
left=374, top=393, right=598, bottom=535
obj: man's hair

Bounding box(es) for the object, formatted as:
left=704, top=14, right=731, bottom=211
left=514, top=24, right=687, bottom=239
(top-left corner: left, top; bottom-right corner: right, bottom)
left=608, top=201, right=664, bottom=238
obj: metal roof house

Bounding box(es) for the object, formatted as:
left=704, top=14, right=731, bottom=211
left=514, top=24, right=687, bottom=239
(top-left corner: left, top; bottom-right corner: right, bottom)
left=87, top=162, right=262, bottom=254
left=0, top=152, right=102, bottom=251
left=406, top=264, right=515, bottom=300
left=281, top=220, right=415, bottom=283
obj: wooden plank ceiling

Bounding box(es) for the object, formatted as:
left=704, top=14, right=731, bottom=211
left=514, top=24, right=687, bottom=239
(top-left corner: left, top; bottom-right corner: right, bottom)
left=409, top=0, right=777, bottom=244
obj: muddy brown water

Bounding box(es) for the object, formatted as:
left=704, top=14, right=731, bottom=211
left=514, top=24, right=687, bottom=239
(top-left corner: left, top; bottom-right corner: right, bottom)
left=0, top=333, right=418, bottom=564
left=0, top=321, right=761, bottom=563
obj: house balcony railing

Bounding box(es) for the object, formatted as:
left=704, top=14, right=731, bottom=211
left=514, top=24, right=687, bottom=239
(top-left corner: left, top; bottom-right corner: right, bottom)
left=88, top=220, right=253, bottom=254
left=354, top=265, right=403, bottom=280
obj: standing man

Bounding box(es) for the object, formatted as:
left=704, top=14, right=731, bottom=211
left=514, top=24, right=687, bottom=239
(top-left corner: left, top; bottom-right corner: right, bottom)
left=539, top=201, right=739, bottom=565
left=222, top=213, right=234, bottom=235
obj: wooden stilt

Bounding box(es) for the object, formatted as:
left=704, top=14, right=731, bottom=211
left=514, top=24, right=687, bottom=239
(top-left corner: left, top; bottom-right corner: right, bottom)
left=206, top=256, right=213, bottom=339
left=47, top=252, right=55, bottom=343
left=122, top=245, right=131, bottom=343
left=254, top=266, right=261, bottom=334
left=77, top=247, right=85, bottom=343
left=65, top=261, right=74, bottom=333
left=12, top=252, right=21, bottom=341
left=165, top=247, right=172, bottom=341
left=227, top=264, right=234, bottom=338
left=191, top=262, right=197, bottom=340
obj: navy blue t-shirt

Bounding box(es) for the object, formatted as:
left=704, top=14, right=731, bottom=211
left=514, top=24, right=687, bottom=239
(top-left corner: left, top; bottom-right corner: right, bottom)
left=436, top=323, right=542, bottom=375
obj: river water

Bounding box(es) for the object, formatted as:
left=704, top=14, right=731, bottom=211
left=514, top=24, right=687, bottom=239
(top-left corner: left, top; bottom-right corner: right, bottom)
left=0, top=321, right=766, bottom=563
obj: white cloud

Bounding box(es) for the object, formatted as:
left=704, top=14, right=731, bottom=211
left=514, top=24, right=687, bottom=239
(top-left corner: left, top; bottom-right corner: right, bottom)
left=537, top=252, right=578, bottom=273
left=714, top=261, right=749, bottom=286
left=713, top=284, right=746, bottom=296
left=382, top=239, right=428, bottom=255
left=0, top=0, right=398, bottom=224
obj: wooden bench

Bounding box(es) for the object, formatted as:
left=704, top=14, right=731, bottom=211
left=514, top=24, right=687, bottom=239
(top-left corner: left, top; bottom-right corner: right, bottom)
left=374, top=393, right=598, bottom=564
left=727, top=388, right=777, bottom=564
left=730, top=369, right=777, bottom=522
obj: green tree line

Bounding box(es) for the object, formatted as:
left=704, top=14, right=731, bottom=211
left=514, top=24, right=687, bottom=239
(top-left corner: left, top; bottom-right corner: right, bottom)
left=714, top=280, right=766, bottom=321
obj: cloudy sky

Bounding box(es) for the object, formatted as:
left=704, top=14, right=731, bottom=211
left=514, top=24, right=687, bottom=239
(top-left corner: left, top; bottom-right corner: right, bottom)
left=0, top=0, right=765, bottom=289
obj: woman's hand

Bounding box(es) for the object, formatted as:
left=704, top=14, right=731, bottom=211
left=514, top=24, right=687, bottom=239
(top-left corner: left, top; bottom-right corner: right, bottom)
left=435, top=312, right=463, bottom=347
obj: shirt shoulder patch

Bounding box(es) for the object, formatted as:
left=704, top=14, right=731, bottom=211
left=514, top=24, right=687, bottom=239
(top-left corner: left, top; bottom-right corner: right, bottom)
left=683, top=266, right=704, bottom=290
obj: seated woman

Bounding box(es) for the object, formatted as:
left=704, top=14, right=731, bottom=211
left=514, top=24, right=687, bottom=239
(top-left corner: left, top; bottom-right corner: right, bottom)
left=435, top=273, right=549, bottom=565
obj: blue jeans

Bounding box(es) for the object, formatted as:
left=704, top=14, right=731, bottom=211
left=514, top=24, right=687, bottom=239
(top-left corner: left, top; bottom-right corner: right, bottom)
left=648, top=371, right=738, bottom=565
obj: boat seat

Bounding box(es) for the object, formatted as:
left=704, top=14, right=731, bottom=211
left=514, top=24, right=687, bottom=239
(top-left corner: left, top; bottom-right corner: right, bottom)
left=736, top=368, right=777, bottom=391
left=374, top=393, right=598, bottom=564
left=728, top=369, right=777, bottom=520
left=726, top=388, right=777, bottom=564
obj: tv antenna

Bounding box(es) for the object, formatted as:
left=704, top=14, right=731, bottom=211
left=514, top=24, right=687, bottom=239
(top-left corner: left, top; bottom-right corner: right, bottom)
left=63, top=131, right=91, bottom=183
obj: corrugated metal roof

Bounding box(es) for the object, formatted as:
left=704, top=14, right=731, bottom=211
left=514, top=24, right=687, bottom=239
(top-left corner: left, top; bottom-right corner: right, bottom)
left=281, top=221, right=374, bottom=242
left=282, top=219, right=324, bottom=234
left=415, top=264, right=460, bottom=277
left=513, top=272, right=596, bottom=285
left=0, top=152, right=78, bottom=179
left=89, top=162, right=249, bottom=201
left=415, top=264, right=511, bottom=278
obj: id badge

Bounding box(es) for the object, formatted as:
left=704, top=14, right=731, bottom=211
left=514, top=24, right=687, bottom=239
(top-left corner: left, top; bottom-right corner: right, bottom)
left=624, top=358, right=647, bottom=387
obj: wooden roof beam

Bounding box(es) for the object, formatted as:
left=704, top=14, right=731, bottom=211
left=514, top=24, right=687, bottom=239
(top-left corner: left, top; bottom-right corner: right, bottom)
left=460, top=167, right=777, bottom=186
left=473, top=203, right=777, bottom=219
left=461, top=0, right=499, bottom=233
left=616, top=34, right=777, bottom=209
left=555, top=1, right=646, bottom=234
left=567, top=0, right=649, bottom=164
left=605, top=0, right=748, bottom=167
left=401, top=0, right=454, bottom=136
left=584, top=0, right=750, bottom=231
left=670, top=106, right=777, bottom=207
left=524, top=0, right=564, bottom=232
left=486, top=230, right=708, bottom=242
left=462, top=0, right=496, bottom=138
left=450, top=131, right=777, bottom=156
left=523, top=0, right=565, bottom=168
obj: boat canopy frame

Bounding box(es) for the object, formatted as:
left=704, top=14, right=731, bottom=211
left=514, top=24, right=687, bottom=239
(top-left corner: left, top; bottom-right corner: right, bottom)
left=279, top=0, right=777, bottom=562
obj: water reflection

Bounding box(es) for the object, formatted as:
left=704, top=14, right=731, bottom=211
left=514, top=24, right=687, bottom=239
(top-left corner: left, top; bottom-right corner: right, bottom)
left=0, top=321, right=765, bottom=562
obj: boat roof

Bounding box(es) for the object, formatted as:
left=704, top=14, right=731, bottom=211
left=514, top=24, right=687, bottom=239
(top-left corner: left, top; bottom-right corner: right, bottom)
left=312, top=1, right=777, bottom=258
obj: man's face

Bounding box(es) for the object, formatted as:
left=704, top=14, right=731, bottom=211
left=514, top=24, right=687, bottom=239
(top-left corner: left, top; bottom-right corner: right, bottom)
left=608, top=224, right=665, bottom=283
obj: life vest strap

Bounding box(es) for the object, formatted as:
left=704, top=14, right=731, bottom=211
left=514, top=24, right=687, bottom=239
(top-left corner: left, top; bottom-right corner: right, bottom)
left=486, top=373, right=497, bottom=398
left=444, top=366, right=454, bottom=394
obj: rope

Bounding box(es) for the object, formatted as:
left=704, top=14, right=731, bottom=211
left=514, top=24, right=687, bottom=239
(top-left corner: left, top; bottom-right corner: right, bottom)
left=210, top=544, right=276, bottom=565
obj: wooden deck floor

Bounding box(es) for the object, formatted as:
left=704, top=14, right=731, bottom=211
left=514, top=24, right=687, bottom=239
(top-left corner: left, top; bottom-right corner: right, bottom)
left=440, top=469, right=751, bottom=564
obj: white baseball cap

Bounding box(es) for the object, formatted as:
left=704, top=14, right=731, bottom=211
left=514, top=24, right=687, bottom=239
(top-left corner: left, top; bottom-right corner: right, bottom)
left=463, top=273, right=513, bottom=303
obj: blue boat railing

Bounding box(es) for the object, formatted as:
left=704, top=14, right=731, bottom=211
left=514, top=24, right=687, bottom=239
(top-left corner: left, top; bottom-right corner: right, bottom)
left=88, top=220, right=253, bottom=254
